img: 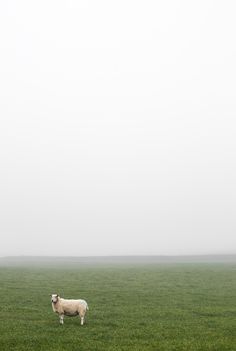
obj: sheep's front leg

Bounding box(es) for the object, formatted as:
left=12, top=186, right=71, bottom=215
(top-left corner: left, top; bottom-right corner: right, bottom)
left=59, top=314, right=64, bottom=325
left=80, top=316, right=84, bottom=326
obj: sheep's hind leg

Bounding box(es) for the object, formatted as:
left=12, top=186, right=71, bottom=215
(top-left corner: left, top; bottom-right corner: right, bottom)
left=59, top=315, right=64, bottom=325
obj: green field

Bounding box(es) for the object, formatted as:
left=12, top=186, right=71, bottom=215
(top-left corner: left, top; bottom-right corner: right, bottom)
left=0, top=262, right=235, bottom=351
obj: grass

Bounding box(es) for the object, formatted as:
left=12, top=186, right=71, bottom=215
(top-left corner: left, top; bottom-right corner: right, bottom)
left=0, top=262, right=235, bottom=350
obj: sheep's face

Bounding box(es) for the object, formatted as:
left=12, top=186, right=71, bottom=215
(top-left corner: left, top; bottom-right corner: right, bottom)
left=51, top=294, right=59, bottom=303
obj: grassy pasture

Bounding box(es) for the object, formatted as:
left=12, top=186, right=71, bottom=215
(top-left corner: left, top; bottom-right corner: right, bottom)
left=0, top=262, right=235, bottom=351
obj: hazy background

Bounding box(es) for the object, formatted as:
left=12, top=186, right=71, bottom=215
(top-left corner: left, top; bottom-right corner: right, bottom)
left=0, top=1, right=236, bottom=257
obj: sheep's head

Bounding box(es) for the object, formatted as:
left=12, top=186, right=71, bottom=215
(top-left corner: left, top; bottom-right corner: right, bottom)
left=51, top=294, right=59, bottom=303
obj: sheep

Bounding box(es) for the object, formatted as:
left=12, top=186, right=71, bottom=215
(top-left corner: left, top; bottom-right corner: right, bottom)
left=50, top=294, right=89, bottom=325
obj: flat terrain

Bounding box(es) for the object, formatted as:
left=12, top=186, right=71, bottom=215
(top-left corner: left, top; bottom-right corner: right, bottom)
left=0, top=260, right=235, bottom=350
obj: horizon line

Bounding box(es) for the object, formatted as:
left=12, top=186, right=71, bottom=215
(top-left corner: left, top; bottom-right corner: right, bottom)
left=1, top=253, right=236, bottom=259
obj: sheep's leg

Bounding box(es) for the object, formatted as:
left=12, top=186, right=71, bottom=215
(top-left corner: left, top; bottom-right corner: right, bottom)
left=59, top=314, right=64, bottom=325
left=80, top=316, right=84, bottom=326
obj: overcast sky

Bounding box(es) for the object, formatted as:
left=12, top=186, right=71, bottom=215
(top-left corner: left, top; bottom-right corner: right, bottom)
left=0, top=1, right=236, bottom=256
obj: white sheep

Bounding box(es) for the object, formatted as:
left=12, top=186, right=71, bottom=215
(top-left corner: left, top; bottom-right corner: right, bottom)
left=51, top=294, right=89, bottom=325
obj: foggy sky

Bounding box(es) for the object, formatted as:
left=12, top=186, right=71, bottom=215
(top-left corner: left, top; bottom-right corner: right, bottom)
left=0, top=1, right=236, bottom=256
